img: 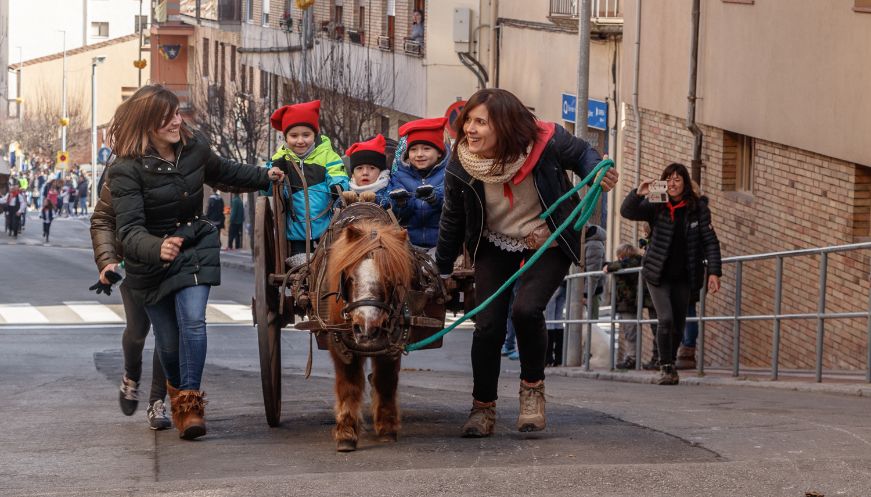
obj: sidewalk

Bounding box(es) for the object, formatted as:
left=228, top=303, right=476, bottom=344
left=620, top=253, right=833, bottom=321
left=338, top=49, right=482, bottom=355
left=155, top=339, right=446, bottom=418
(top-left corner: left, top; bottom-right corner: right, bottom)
left=549, top=365, right=871, bottom=397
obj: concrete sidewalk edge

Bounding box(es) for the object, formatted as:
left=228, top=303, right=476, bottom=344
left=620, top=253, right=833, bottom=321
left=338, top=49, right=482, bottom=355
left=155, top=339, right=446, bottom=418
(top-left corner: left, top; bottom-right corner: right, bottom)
left=548, top=367, right=871, bottom=397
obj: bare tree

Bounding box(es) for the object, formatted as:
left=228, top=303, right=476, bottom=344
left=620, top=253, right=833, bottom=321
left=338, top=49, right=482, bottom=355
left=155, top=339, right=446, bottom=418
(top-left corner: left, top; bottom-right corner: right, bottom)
left=14, top=84, right=87, bottom=159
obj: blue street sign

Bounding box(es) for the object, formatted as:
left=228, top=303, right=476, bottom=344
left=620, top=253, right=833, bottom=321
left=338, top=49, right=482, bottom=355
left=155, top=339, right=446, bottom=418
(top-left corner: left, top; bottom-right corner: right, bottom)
left=560, top=93, right=608, bottom=131
left=561, top=93, right=577, bottom=123
left=97, top=147, right=111, bottom=165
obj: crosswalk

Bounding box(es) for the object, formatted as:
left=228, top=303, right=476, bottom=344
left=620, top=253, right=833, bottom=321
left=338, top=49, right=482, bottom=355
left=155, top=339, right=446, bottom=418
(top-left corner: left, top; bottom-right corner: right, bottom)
left=0, top=300, right=254, bottom=326
left=0, top=301, right=472, bottom=328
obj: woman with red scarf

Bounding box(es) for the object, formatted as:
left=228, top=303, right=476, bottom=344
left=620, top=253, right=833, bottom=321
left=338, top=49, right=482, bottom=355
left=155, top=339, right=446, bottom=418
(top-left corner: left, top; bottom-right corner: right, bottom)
left=620, top=162, right=722, bottom=385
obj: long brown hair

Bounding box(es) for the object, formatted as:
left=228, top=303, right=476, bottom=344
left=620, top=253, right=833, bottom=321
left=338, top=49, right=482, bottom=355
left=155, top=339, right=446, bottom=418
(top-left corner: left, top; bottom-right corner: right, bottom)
left=107, top=85, right=193, bottom=159
left=452, top=88, right=539, bottom=173
left=660, top=162, right=699, bottom=208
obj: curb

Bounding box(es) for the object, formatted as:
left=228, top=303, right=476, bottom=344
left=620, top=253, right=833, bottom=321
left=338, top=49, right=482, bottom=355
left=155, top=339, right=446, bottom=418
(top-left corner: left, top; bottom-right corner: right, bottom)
left=547, top=367, right=871, bottom=397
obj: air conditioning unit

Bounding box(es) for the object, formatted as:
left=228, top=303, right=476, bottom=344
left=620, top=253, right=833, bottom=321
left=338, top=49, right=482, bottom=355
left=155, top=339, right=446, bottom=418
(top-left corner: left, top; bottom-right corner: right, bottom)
left=403, top=39, right=422, bottom=57
left=348, top=29, right=365, bottom=45
left=377, top=35, right=392, bottom=51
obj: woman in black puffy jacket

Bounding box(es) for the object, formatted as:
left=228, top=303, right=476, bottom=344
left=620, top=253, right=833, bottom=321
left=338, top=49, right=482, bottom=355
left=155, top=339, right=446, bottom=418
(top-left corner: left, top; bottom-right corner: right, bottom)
left=620, top=162, right=722, bottom=385
left=108, top=85, right=284, bottom=439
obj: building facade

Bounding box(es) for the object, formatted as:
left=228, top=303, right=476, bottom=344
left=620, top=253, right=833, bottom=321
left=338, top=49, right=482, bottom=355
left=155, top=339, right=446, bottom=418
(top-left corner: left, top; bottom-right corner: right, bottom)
left=620, top=0, right=871, bottom=370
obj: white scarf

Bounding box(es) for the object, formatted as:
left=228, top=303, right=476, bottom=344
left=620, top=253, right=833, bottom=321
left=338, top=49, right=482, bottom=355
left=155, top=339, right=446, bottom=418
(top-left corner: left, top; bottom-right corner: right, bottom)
left=349, top=169, right=390, bottom=193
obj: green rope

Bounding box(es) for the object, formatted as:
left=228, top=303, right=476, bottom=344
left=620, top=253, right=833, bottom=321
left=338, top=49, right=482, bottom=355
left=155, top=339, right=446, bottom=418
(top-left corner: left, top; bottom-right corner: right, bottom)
left=405, top=158, right=614, bottom=352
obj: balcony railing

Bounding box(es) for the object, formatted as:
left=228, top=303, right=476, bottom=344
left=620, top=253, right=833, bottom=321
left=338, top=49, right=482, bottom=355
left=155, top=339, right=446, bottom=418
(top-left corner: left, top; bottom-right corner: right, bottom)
left=549, top=0, right=623, bottom=20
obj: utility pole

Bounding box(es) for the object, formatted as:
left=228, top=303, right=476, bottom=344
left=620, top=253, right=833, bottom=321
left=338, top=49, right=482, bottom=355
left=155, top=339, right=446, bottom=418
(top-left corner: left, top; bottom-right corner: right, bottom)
left=16, top=46, right=22, bottom=123
left=91, top=56, right=106, bottom=208
left=60, top=30, right=68, bottom=154
left=565, top=0, right=592, bottom=368
left=138, top=0, right=144, bottom=87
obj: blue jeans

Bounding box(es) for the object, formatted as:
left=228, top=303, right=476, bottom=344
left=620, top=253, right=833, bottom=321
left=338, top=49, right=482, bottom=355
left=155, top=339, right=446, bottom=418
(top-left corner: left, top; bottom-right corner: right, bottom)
left=144, top=285, right=211, bottom=390
left=683, top=302, right=698, bottom=347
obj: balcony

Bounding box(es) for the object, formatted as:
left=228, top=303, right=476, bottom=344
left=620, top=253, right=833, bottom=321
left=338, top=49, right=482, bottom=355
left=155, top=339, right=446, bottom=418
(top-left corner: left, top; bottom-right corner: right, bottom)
left=548, top=0, right=623, bottom=34
left=179, top=0, right=242, bottom=29
left=377, top=35, right=393, bottom=52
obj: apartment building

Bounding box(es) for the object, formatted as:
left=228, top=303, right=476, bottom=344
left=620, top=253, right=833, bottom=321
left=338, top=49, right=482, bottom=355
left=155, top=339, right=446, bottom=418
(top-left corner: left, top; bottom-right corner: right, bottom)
left=620, top=0, right=871, bottom=371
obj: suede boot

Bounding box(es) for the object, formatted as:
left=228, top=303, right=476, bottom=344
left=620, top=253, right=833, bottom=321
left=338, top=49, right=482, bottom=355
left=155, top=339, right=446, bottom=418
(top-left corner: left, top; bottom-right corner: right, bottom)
left=175, top=389, right=208, bottom=440
left=674, top=345, right=697, bottom=370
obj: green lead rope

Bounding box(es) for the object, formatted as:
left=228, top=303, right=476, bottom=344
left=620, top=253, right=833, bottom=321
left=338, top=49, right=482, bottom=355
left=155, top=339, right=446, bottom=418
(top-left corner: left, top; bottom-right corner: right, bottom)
left=404, top=158, right=614, bottom=352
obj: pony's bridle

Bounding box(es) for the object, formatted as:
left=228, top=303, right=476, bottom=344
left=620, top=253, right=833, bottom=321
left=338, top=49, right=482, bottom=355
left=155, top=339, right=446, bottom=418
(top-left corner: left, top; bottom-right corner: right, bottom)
left=336, top=234, right=406, bottom=326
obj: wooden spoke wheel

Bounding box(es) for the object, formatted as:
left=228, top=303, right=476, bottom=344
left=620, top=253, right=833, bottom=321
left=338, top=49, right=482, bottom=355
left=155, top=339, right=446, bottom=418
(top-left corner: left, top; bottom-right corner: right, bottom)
left=254, top=197, right=282, bottom=427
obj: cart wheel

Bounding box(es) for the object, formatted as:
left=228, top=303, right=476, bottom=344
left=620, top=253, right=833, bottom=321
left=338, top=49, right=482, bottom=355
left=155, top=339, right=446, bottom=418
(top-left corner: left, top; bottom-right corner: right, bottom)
left=254, top=197, right=282, bottom=427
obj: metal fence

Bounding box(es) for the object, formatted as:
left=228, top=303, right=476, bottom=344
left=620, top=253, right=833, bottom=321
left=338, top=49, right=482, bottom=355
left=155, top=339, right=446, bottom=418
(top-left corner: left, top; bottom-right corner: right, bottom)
left=554, top=242, right=871, bottom=382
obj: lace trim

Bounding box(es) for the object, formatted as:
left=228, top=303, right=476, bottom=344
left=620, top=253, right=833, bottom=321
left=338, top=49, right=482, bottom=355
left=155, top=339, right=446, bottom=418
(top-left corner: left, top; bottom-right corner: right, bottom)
left=484, top=230, right=528, bottom=252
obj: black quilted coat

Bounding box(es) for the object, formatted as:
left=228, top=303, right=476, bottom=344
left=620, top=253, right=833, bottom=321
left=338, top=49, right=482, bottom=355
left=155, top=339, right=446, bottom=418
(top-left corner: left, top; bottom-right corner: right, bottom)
left=620, top=189, right=722, bottom=293
left=109, top=134, right=271, bottom=304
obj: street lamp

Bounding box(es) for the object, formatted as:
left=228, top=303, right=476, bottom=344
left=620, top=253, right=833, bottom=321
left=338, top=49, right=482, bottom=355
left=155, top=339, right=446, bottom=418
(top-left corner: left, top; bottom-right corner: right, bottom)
left=91, top=55, right=106, bottom=208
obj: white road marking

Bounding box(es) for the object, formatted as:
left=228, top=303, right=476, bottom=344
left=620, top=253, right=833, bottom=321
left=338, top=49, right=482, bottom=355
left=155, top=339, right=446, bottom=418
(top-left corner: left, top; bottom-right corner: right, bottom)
left=63, top=301, right=124, bottom=323
left=0, top=304, right=50, bottom=324
left=209, top=303, right=253, bottom=321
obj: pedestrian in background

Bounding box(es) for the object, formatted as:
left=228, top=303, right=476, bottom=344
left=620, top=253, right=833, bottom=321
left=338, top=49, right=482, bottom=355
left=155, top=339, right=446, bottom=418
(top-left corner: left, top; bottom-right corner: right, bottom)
left=4, top=183, right=25, bottom=238
left=227, top=193, right=244, bottom=251
left=107, top=84, right=284, bottom=439
left=603, top=242, right=657, bottom=370
left=544, top=281, right=567, bottom=367
left=206, top=189, right=225, bottom=241
left=78, top=175, right=89, bottom=215
left=584, top=224, right=606, bottom=320
left=435, top=88, right=617, bottom=437
left=40, top=201, right=53, bottom=244
left=620, top=162, right=722, bottom=385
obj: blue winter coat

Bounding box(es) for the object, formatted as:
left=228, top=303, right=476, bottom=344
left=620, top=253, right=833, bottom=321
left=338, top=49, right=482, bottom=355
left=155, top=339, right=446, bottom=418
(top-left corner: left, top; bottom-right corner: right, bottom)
left=264, top=135, right=349, bottom=241
left=387, top=149, right=449, bottom=248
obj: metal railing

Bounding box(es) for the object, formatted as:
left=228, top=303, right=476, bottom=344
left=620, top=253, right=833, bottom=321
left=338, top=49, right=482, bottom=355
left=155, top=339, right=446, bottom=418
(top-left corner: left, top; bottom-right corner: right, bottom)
left=553, top=242, right=871, bottom=382
left=549, top=0, right=623, bottom=19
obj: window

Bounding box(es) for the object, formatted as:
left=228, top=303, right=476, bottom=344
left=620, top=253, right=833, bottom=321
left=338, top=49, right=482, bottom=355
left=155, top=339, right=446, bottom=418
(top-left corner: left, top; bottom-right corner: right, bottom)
left=856, top=0, right=871, bottom=12
left=91, top=22, right=109, bottom=37
left=245, top=0, right=254, bottom=21
left=134, top=15, right=148, bottom=33
left=723, top=131, right=754, bottom=193
left=202, top=37, right=210, bottom=78
left=854, top=165, right=871, bottom=239
left=335, top=4, right=344, bottom=23
left=248, top=66, right=254, bottom=93
left=214, top=40, right=220, bottom=82
left=358, top=4, right=365, bottom=29
left=260, top=70, right=270, bottom=98
left=230, top=47, right=236, bottom=84
left=219, top=43, right=226, bottom=87
left=241, top=63, right=247, bottom=92
left=380, top=115, right=390, bottom=135
left=262, top=0, right=270, bottom=24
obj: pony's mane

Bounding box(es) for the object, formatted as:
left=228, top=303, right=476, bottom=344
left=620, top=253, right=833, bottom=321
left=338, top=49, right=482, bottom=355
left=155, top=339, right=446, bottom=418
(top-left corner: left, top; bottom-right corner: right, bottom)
left=326, top=219, right=414, bottom=299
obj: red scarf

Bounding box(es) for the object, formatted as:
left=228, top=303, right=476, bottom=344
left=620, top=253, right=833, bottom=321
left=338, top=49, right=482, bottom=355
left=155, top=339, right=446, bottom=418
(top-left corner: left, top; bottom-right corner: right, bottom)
left=665, top=199, right=687, bottom=221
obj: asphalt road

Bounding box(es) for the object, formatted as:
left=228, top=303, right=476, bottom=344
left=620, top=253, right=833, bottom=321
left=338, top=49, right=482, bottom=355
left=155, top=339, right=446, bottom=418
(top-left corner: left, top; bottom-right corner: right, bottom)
left=2, top=213, right=871, bottom=496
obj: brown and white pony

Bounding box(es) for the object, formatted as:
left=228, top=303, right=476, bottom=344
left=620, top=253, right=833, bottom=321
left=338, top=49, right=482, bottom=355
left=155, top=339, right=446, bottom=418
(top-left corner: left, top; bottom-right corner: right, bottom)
left=324, top=218, right=414, bottom=452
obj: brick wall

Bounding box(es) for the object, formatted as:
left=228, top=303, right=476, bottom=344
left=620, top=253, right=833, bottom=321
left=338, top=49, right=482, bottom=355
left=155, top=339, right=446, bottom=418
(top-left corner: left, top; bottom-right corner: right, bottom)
left=620, top=107, right=871, bottom=371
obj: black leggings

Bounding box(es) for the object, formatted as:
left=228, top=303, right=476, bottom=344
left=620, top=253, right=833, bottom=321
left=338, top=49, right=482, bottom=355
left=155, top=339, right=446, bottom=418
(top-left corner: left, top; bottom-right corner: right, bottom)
left=120, top=283, right=167, bottom=403
left=471, top=241, right=572, bottom=402
left=646, top=279, right=691, bottom=365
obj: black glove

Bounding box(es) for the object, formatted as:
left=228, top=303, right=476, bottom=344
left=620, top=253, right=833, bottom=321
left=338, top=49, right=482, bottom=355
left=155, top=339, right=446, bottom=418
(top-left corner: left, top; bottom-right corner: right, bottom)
left=389, top=189, right=411, bottom=207
left=415, top=184, right=437, bottom=204
left=88, top=270, right=123, bottom=296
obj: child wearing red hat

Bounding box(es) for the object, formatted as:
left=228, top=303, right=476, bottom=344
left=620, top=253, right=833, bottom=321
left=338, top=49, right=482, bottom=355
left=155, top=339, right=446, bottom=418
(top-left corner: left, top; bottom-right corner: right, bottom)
left=345, top=134, right=391, bottom=208
left=387, top=117, right=449, bottom=249
left=267, top=100, right=349, bottom=256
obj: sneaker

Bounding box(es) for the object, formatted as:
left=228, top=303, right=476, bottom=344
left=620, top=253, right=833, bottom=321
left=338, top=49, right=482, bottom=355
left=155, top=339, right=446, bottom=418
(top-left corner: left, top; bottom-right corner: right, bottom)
left=517, top=381, right=546, bottom=432
left=146, top=400, right=172, bottom=430
left=507, top=350, right=520, bottom=361
left=500, top=344, right=515, bottom=356
left=655, top=364, right=680, bottom=385
left=641, top=357, right=660, bottom=370
left=119, top=375, right=139, bottom=416
left=615, top=356, right=636, bottom=370
left=461, top=401, right=496, bottom=438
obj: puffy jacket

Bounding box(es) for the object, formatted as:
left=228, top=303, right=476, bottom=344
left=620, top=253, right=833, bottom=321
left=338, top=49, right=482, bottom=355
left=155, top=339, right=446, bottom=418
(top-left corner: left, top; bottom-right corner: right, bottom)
left=434, top=123, right=601, bottom=275
left=604, top=254, right=654, bottom=313
left=268, top=135, right=349, bottom=241
left=584, top=225, right=606, bottom=296
left=206, top=194, right=225, bottom=229
left=387, top=148, right=448, bottom=248
left=229, top=195, right=244, bottom=225
left=108, top=133, right=271, bottom=304
left=620, top=189, right=722, bottom=293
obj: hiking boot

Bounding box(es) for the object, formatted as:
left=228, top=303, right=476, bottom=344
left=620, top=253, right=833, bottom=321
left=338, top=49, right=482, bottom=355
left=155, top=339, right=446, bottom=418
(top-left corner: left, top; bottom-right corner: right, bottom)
left=615, top=356, right=636, bottom=370
left=146, top=400, right=172, bottom=431
left=119, top=375, right=139, bottom=416
left=461, top=400, right=496, bottom=438
left=655, top=364, right=680, bottom=385
left=517, top=381, right=546, bottom=432
left=674, top=345, right=697, bottom=370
